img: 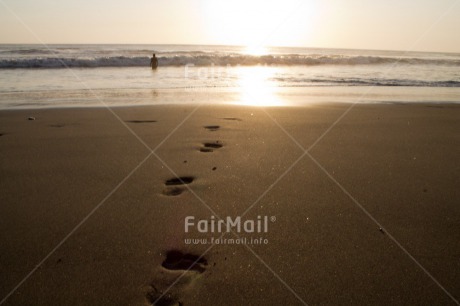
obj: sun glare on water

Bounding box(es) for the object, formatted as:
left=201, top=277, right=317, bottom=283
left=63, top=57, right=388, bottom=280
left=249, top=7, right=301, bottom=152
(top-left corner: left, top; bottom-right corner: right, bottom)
left=235, top=66, right=282, bottom=106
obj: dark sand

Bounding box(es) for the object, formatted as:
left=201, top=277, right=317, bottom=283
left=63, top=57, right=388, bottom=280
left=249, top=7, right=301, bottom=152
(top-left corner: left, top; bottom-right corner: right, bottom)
left=0, top=103, right=459, bottom=305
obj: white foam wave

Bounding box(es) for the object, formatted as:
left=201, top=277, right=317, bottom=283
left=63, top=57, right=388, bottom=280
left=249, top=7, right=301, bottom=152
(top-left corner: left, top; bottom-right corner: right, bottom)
left=1, top=54, right=460, bottom=69
left=272, top=77, right=460, bottom=87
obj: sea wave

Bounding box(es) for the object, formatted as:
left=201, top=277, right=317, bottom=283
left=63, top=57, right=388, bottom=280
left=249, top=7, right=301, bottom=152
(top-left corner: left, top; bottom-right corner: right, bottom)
left=272, top=77, right=460, bottom=87
left=0, top=56, right=149, bottom=68
left=1, top=54, right=460, bottom=69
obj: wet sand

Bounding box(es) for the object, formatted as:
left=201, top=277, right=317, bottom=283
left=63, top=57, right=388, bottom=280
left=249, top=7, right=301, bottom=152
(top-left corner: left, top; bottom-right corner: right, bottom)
left=0, top=103, right=459, bottom=305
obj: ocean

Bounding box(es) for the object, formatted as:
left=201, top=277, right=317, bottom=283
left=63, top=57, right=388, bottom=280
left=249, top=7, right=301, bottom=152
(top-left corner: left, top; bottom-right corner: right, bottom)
left=1, top=44, right=459, bottom=108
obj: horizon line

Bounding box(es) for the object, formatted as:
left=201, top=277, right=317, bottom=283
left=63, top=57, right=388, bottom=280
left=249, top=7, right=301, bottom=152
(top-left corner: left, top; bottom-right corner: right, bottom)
left=0, top=43, right=459, bottom=55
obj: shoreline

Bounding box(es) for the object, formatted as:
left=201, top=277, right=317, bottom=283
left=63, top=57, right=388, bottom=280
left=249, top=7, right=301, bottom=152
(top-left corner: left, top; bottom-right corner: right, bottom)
left=1, top=86, right=460, bottom=110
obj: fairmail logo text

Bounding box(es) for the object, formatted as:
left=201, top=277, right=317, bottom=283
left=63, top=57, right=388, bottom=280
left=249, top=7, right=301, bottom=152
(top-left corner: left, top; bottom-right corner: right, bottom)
left=184, top=216, right=272, bottom=233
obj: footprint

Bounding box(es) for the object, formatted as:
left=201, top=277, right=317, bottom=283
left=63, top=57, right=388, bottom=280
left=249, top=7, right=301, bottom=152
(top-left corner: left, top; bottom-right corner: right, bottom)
left=221, top=117, right=242, bottom=121
left=162, top=250, right=208, bottom=273
left=163, top=177, right=195, bottom=196
left=145, top=251, right=207, bottom=305
left=162, top=187, right=184, bottom=197
left=125, top=120, right=157, bottom=124
left=199, top=141, right=223, bottom=153
left=146, top=290, right=180, bottom=306
left=165, top=177, right=194, bottom=186
left=200, top=147, right=213, bottom=153
left=49, top=124, right=65, bottom=128
left=204, top=125, right=220, bottom=131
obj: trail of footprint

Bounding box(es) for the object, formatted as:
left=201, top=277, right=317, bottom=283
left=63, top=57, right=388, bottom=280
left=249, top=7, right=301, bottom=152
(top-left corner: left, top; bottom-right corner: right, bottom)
left=146, top=251, right=208, bottom=306
left=125, top=120, right=157, bottom=123
left=199, top=141, right=223, bottom=153
left=162, top=176, right=195, bottom=196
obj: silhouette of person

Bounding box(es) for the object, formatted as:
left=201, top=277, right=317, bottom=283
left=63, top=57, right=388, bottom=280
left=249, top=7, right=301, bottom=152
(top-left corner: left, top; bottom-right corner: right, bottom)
left=150, top=53, right=158, bottom=69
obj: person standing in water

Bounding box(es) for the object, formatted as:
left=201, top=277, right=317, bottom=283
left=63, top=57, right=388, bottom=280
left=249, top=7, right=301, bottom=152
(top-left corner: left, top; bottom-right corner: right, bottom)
left=150, top=53, right=158, bottom=69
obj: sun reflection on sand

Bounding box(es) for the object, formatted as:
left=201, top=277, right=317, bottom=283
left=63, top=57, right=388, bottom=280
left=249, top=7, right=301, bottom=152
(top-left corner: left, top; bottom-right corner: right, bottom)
left=235, top=66, right=284, bottom=106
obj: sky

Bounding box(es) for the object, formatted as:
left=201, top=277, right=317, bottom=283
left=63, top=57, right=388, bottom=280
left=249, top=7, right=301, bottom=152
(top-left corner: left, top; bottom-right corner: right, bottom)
left=0, top=0, right=459, bottom=53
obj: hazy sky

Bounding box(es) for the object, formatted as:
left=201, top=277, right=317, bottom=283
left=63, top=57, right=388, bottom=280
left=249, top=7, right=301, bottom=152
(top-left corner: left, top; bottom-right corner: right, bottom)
left=1, top=0, right=459, bottom=52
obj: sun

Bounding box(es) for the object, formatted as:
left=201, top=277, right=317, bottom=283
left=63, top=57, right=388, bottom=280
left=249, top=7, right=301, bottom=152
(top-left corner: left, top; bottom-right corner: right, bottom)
left=204, top=0, right=303, bottom=47
left=244, top=45, right=268, bottom=56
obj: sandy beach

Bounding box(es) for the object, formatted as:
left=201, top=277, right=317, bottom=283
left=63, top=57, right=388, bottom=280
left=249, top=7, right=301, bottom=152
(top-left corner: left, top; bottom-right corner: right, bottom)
left=0, top=103, right=459, bottom=305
